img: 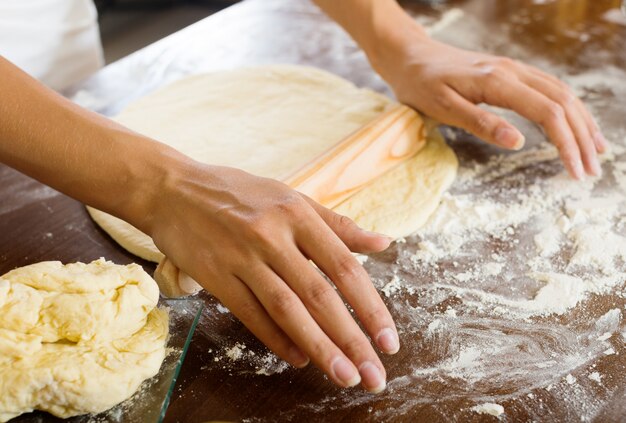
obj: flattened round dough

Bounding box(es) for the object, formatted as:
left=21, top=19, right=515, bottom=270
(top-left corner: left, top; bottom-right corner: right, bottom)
left=0, top=259, right=167, bottom=421
left=87, top=65, right=458, bottom=261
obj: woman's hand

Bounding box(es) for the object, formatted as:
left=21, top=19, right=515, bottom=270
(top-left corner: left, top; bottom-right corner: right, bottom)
left=371, top=34, right=607, bottom=180
left=145, top=160, right=399, bottom=393
left=312, top=0, right=607, bottom=180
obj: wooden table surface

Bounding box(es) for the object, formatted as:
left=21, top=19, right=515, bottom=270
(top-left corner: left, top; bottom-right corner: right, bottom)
left=1, top=0, right=625, bottom=422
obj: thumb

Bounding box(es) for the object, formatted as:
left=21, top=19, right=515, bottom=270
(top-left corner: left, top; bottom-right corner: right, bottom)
left=302, top=196, right=393, bottom=254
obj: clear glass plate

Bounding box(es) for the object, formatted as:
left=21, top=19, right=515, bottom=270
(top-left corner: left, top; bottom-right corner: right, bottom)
left=11, top=298, right=204, bottom=423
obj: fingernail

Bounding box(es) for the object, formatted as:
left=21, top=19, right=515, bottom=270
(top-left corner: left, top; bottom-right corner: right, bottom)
left=331, top=357, right=360, bottom=388
left=366, top=230, right=393, bottom=240
left=495, top=127, right=524, bottom=150
left=594, top=131, right=608, bottom=151
left=288, top=347, right=310, bottom=368
left=376, top=328, right=400, bottom=354
left=590, top=157, right=602, bottom=177
left=572, top=159, right=585, bottom=180
left=512, top=135, right=526, bottom=150
left=359, top=361, right=386, bottom=393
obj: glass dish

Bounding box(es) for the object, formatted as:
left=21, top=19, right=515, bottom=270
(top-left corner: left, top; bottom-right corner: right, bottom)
left=11, top=298, right=204, bottom=423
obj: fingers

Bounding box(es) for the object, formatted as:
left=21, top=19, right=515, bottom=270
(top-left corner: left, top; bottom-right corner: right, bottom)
left=211, top=274, right=311, bottom=368
left=303, top=196, right=393, bottom=254
left=296, top=219, right=398, bottom=354
left=465, top=74, right=589, bottom=179
left=521, top=70, right=603, bottom=176
left=237, top=262, right=367, bottom=390
left=525, top=66, right=608, bottom=154
left=300, top=200, right=399, bottom=358
left=435, top=87, right=525, bottom=150
left=271, top=249, right=389, bottom=393
left=296, top=200, right=400, bottom=359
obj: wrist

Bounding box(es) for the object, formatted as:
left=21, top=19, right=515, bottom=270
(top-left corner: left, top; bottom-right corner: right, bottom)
left=111, top=133, right=192, bottom=236
left=363, top=3, right=429, bottom=79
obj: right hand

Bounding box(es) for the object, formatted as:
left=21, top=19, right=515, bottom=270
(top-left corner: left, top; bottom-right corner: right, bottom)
left=370, top=33, right=607, bottom=180
left=144, top=160, right=399, bottom=393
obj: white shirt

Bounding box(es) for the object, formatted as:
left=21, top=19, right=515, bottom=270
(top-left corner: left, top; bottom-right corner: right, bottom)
left=0, top=0, right=104, bottom=91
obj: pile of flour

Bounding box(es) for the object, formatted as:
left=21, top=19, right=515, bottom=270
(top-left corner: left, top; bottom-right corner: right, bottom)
left=399, top=137, right=626, bottom=319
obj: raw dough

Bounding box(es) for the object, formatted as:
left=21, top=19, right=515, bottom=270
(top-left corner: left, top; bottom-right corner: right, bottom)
left=0, top=259, right=168, bottom=422
left=86, top=65, right=458, bottom=262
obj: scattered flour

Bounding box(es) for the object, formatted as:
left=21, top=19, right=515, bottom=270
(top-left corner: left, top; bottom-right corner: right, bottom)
left=568, top=225, right=626, bottom=275
left=425, top=8, right=465, bottom=36
left=534, top=224, right=562, bottom=257
left=588, top=372, right=602, bottom=383
left=216, top=303, right=230, bottom=314
left=426, top=319, right=444, bottom=336
left=471, top=402, right=505, bottom=417
left=565, top=374, right=577, bottom=385
left=226, top=343, right=246, bottom=361
left=445, top=308, right=458, bottom=318
left=528, top=273, right=596, bottom=315
left=603, top=8, right=626, bottom=26
left=603, top=348, right=616, bottom=356
left=595, top=309, right=622, bottom=334
left=402, top=136, right=626, bottom=319
left=482, top=262, right=504, bottom=277
left=381, top=275, right=402, bottom=298
left=211, top=341, right=290, bottom=376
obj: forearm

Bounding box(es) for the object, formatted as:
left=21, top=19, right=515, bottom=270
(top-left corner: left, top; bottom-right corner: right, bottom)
left=312, top=0, right=427, bottom=71
left=0, top=56, right=184, bottom=233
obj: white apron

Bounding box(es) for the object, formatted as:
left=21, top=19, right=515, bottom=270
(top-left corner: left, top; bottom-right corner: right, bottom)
left=0, top=0, right=104, bottom=91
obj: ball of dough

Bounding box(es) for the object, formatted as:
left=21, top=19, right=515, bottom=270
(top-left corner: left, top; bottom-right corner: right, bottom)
left=0, top=259, right=168, bottom=422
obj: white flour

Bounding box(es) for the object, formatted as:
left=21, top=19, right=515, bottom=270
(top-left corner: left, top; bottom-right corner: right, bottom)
left=471, top=402, right=505, bottom=417
left=205, top=339, right=290, bottom=377
left=588, top=372, right=602, bottom=383
left=394, top=135, right=626, bottom=319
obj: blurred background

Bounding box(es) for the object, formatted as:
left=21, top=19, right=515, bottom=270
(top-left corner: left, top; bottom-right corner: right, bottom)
left=96, top=0, right=625, bottom=67
left=96, top=0, right=240, bottom=63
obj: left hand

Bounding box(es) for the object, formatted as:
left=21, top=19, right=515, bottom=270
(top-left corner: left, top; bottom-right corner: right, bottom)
left=371, top=35, right=607, bottom=180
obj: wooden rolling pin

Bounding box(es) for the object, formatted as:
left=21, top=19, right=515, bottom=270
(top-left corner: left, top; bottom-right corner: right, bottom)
left=155, top=104, right=426, bottom=297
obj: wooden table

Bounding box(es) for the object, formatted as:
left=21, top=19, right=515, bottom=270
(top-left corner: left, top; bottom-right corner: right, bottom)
left=2, top=0, right=625, bottom=421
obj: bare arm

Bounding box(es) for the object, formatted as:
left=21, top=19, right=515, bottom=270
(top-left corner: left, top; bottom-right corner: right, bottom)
left=314, top=0, right=607, bottom=179
left=0, top=56, right=170, bottom=230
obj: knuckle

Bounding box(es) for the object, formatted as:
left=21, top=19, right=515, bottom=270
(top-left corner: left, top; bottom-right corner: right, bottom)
left=267, top=289, right=298, bottom=319
left=481, top=65, right=506, bottom=82
left=555, top=79, right=570, bottom=91
left=495, top=57, right=516, bottom=69
left=545, top=103, right=565, bottom=124
left=435, top=91, right=454, bottom=112
left=472, top=112, right=494, bottom=136
left=361, top=306, right=389, bottom=327
left=310, top=340, right=330, bottom=363
left=304, top=283, right=337, bottom=310
left=243, top=217, right=274, bottom=244
left=555, top=89, right=576, bottom=107
left=334, top=213, right=356, bottom=230
left=234, top=298, right=260, bottom=324
left=275, top=192, right=306, bottom=217
left=334, top=255, right=364, bottom=282
left=340, top=336, right=372, bottom=358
